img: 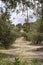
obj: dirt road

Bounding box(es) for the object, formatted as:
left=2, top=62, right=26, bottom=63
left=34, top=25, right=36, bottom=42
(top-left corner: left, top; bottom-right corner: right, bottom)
left=0, top=37, right=43, bottom=60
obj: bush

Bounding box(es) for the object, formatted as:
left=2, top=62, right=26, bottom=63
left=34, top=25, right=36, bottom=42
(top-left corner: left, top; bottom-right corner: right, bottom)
left=25, top=33, right=32, bottom=41
left=14, top=31, right=22, bottom=38
left=22, top=32, right=32, bottom=41
left=23, top=23, right=30, bottom=32
left=16, top=24, right=22, bottom=31
left=31, top=32, right=43, bottom=45
left=0, top=29, right=16, bottom=49
left=0, top=15, right=16, bottom=49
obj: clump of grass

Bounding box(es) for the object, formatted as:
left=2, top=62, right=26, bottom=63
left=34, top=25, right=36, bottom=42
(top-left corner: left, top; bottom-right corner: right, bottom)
left=0, top=59, right=13, bottom=65
left=0, top=57, right=42, bottom=65
left=31, top=58, right=41, bottom=65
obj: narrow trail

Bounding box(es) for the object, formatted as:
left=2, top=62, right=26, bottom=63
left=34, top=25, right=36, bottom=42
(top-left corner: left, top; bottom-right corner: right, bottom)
left=0, top=37, right=43, bottom=60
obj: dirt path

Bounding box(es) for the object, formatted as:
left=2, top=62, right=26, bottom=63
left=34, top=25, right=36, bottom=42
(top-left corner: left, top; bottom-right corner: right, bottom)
left=0, top=37, right=43, bottom=60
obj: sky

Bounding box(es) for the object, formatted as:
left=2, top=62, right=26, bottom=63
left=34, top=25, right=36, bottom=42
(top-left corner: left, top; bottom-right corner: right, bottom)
left=10, top=9, right=36, bottom=25
left=0, top=0, right=37, bottom=25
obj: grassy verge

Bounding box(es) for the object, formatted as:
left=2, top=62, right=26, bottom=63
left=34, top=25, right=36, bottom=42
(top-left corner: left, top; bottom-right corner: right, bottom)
left=0, top=56, right=43, bottom=65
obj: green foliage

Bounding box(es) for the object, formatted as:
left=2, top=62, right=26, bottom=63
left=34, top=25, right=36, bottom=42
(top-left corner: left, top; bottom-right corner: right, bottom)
left=21, top=61, right=28, bottom=65
left=14, top=31, right=22, bottom=38
left=31, top=58, right=41, bottom=65
left=26, top=33, right=32, bottom=41
left=0, top=59, right=13, bottom=65
left=16, top=24, right=22, bottom=31
left=0, top=0, right=43, bottom=47
left=30, top=19, right=43, bottom=45
left=22, top=32, right=32, bottom=41
left=13, top=27, right=22, bottom=38
left=13, top=57, right=20, bottom=65
left=23, top=23, right=30, bottom=32
left=0, top=58, right=42, bottom=65
left=30, top=22, right=38, bottom=32
left=31, top=32, right=43, bottom=45
left=0, top=13, right=16, bottom=49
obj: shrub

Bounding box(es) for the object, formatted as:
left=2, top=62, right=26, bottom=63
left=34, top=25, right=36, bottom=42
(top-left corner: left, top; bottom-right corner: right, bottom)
left=22, top=32, right=32, bottom=41
left=0, top=13, right=17, bottom=49
left=31, top=33, right=43, bottom=45
left=23, top=23, right=30, bottom=32
left=0, top=30, right=16, bottom=49
left=16, top=24, right=22, bottom=31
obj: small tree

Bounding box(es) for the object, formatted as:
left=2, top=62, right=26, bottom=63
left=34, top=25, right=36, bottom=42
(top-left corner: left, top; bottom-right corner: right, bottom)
left=0, top=12, right=16, bottom=49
